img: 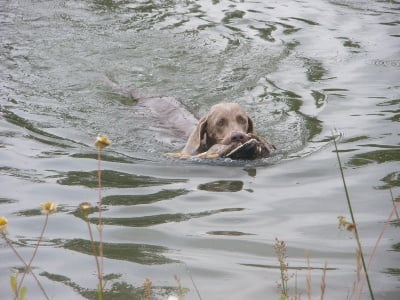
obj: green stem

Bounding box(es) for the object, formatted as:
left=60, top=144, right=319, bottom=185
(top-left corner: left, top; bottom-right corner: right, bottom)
left=333, top=136, right=374, bottom=300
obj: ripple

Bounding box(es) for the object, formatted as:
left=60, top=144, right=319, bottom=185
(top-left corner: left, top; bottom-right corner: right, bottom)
left=0, top=197, right=16, bottom=204
left=56, top=170, right=186, bottom=188
left=198, top=180, right=244, bottom=192
left=87, top=208, right=245, bottom=227
left=370, top=59, right=400, bottom=68
left=303, top=58, right=328, bottom=82
left=1, top=108, right=76, bottom=148
left=0, top=166, right=46, bottom=183
left=40, top=271, right=178, bottom=300
left=207, top=230, right=254, bottom=236
left=62, top=238, right=177, bottom=265
left=102, top=189, right=190, bottom=206
left=310, top=90, right=327, bottom=109
left=249, top=24, right=277, bottom=42
left=377, top=171, right=400, bottom=189
left=222, top=10, right=246, bottom=24
left=347, top=149, right=400, bottom=167
left=289, top=17, right=320, bottom=26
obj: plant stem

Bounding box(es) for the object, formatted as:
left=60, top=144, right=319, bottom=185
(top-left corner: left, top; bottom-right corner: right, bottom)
left=2, top=226, right=50, bottom=300
left=186, top=265, right=202, bottom=300
left=306, top=254, right=311, bottom=300
left=357, top=198, right=400, bottom=300
left=18, top=214, right=49, bottom=294
left=320, top=261, right=327, bottom=300
left=97, top=148, right=104, bottom=299
left=333, top=137, right=374, bottom=300
left=85, top=217, right=102, bottom=291
left=389, top=189, right=400, bottom=221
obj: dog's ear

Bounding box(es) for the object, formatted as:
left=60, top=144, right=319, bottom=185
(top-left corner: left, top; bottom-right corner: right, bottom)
left=247, top=116, right=254, bottom=134
left=182, top=115, right=208, bottom=155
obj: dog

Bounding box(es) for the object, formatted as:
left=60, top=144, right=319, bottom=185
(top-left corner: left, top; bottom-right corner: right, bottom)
left=180, top=102, right=276, bottom=159
left=105, top=79, right=275, bottom=159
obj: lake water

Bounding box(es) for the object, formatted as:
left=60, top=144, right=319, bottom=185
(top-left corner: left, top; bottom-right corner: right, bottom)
left=1, top=0, right=399, bottom=299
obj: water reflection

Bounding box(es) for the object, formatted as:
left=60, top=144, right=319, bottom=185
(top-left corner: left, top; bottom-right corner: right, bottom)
left=385, top=241, right=400, bottom=278
left=244, top=168, right=256, bottom=177
left=303, top=58, right=327, bottom=82
left=41, top=271, right=178, bottom=300
left=222, top=9, right=246, bottom=24
left=197, top=180, right=243, bottom=192
left=207, top=230, right=253, bottom=236
left=63, top=238, right=177, bottom=265
left=0, top=197, right=16, bottom=204
left=377, top=98, right=400, bottom=122
left=240, top=262, right=336, bottom=271
left=310, top=90, right=326, bottom=109
left=71, top=152, right=141, bottom=164
left=87, top=208, right=245, bottom=227
left=56, top=170, right=186, bottom=188
left=378, top=172, right=400, bottom=189
left=341, top=37, right=361, bottom=52
left=1, top=108, right=75, bottom=148
left=16, top=208, right=42, bottom=217
left=0, top=166, right=46, bottom=183
left=250, top=24, right=277, bottom=42
left=347, top=149, right=400, bottom=167
left=102, top=189, right=190, bottom=206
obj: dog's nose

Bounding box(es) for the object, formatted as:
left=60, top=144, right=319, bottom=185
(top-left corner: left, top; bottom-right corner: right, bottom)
left=230, top=132, right=248, bottom=143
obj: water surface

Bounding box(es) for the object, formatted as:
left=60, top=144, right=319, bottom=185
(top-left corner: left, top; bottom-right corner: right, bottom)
left=1, top=0, right=399, bottom=299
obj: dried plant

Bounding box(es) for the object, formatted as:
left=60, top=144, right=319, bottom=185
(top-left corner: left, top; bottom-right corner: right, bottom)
left=143, top=278, right=152, bottom=300
left=333, top=136, right=374, bottom=300
left=274, top=237, right=290, bottom=299
left=0, top=204, right=56, bottom=300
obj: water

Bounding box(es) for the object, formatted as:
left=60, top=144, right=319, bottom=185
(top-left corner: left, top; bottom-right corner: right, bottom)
left=1, top=0, right=399, bottom=299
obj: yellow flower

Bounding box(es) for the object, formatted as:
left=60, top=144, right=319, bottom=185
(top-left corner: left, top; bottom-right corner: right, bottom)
left=80, top=202, right=92, bottom=217
left=0, top=216, right=8, bottom=233
left=40, top=202, right=58, bottom=215
left=95, top=135, right=111, bottom=149
left=80, top=202, right=92, bottom=212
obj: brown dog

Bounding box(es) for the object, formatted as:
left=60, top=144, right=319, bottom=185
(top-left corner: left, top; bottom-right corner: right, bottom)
left=105, top=79, right=275, bottom=159
left=181, top=103, right=276, bottom=159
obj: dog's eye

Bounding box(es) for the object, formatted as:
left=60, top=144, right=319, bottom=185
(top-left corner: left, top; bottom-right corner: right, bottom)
left=237, top=116, right=247, bottom=124
left=217, top=118, right=226, bottom=127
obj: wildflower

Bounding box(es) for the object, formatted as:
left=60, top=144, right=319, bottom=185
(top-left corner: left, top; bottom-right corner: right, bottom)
left=80, top=202, right=92, bottom=212
left=0, top=216, right=8, bottom=233
left=40, top=202, right=58, bottom=215
left=95, top=135, right=111, bottom=149
left=80, top=202, right=92, bottom=217
left=337, top=215, right=355, bottom=232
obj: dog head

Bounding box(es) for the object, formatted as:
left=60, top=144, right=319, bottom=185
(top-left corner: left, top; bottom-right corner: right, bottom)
left=182, top=103, right=255, bottom=155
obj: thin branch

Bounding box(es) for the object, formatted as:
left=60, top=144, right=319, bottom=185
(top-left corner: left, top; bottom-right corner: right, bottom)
left=2, top=233, right=49, bottom=300
left=97, top=148, right=104, bottom=299
left=333, top=136, right=374, bottom=300
left=18, top=214, right=49, bottom=296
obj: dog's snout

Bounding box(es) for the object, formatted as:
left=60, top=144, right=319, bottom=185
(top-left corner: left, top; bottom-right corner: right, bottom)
left=222, top=131, right=249, bottom=145
left=231, top=131, right=247, bottom=142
